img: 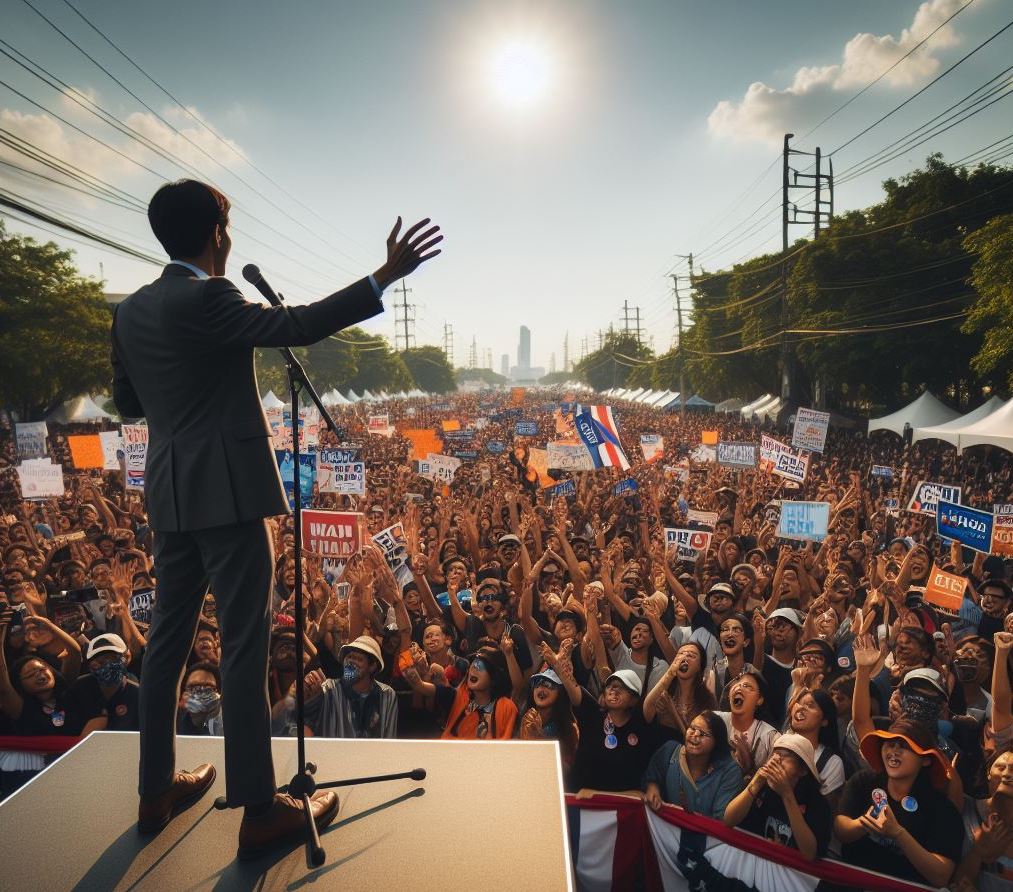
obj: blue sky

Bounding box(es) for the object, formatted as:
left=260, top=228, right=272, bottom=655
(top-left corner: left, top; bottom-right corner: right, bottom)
left=2, top=0, right=1010, bottom=372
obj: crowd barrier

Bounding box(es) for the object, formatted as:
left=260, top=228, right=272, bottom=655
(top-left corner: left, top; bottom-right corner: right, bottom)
left=565, top=793, right=940, bottom=892
left=0, top=735, right=82, bottom=754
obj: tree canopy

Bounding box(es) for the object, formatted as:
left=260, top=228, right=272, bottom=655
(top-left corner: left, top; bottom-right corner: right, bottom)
left=401, top=346, right=456, bottom=393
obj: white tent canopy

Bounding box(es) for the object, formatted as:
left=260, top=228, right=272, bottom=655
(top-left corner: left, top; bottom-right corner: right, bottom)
left=648, top=390, right=677, bottom=407
left=715, top=398, right=744, bottom=414
left=740, top=394, right=774, bottom=418
left=48, top=394, right=115, bottom=424
left=868, top=391, right=958, bottom=436
left=261, top=390, right=285, bottom=409
left=912, top=396, right=1005, bottom=446
left=345, top=390, right=361, bottom=402
left=756, top=397, right=784, bottom=422
left=949, top=397, right=1013, bottom=453
left=322, top=389, right=350, bottom=405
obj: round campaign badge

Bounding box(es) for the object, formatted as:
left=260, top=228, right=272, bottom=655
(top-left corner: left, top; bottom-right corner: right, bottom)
left=604, top=734, right=618, bottom=750
left=838, top=656, right=851, bottom=668
left=51, top=712, right=64, bottom=728
left=901, top=796, right=918, bottom=813
left=115, top=704, right=128, bottom=717
left=627, top=733, right=639, bottom=747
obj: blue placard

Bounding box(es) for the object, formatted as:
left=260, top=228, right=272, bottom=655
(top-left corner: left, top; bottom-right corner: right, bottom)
left=275, top=449, right=316, bottom=510
left=452, top=450, right=478, bottom=460
left=937, top=500, right=994, bottom=554
left=515, top=421, right=538, bottom=436
left=319, top=447, right=359, bottom=464
left=871, top=464, right=894, bottom=478
left=777, top=501, right=830, bottom=542
left=487, top=441, right=507, bottom=454
left=613, top=478, right=639, bottom=497
left=549, top=479, right=576, bottom=500
left=431, top=403, right=451, bottom=411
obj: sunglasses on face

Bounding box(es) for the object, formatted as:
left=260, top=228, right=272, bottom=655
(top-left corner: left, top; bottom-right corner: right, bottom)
left=533, top=678, right=560, bottom=690
left=476, top=593, right=499, bottom=604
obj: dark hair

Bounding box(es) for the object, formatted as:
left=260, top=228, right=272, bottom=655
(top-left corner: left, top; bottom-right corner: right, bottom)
left=719, top=665, right=775, bottom=725
left=183, top=660, right=221, bottom=690
left=793, top=688, right=841, bottom=756
left=148, top=179, right=230, bottom=258
left=10, top=654, right=66, bottom=701
left=521, top=676, right=577, bottom=755
left=695, top=709, right=732, bottom=764
left=667, top=640, right=717, bottom=718
left=720, top=612, right=756, bottom=664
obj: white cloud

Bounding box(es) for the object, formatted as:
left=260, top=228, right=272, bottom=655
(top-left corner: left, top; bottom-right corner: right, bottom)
left=708, top=0, right=969, bottom=145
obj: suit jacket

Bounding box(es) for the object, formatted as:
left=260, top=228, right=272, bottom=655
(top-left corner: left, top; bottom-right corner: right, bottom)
left=110, top=264, right=383, bottom=532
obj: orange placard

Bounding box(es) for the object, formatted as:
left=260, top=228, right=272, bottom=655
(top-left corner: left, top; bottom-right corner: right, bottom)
left=67, top=434, right=104, bottom=469
left=994, top=512, right=1013, bottom=557
left=924, top=565, right=967, bottom=612
left=526, top=447, right=554, bottom=489
left=403, top=429, right=442, bottom=460
left=701, top=430, right=719, bottom=446
left=510, top=387, right=526, bottom=406
left=442, top=419, right=461, bottom=433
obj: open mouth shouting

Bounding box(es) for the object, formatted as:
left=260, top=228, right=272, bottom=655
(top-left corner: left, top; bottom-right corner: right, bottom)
left=730, top=690, right=746, bottom=710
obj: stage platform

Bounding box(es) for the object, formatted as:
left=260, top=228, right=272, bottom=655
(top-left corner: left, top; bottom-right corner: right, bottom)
left=0, top=731, right=573, bottom=891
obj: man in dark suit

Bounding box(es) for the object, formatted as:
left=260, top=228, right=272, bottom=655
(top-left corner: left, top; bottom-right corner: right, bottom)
left=110, top=179, right=441, bottom=859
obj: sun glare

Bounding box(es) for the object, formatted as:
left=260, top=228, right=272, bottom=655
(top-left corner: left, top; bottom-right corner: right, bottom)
left=490, top=40, right=552, bottom=106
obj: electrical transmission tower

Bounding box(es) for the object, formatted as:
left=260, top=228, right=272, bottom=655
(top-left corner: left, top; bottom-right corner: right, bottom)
left=780, top=133, right=834, bottom=402
left=443, top=323, right=454, bottom=366
left=563, top=332, right=569, bottom=373
left=621, top=301, right=644, bottom=346
left=670, top=252, right=694, bottom=416
left=392, top=280, right=415, bottom=351
left=468, top=336, right=478, bottom=369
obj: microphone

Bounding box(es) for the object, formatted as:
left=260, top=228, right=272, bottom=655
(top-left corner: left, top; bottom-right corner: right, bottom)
left=242, top=263, right=283, bottom=307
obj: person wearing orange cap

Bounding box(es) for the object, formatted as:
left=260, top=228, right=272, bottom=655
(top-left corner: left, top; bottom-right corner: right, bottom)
left=835, top=719, right=963, bottom=887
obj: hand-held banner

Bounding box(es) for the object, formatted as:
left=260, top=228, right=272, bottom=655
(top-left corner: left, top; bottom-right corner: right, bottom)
left=993, top=504, right=1013, bottom=557
left=15, top=422, right=49, bottom=460
left=791, top=407, right=830, bottom=453
left=716, top=442, right=757, bottom=469
left=121, top=424, right=148, bottom=491
left=924, top=564, right=968, bottom=611
left=640, top=434, right=664, bottom=464
left=777, top=501, right=830, bottom=541
left=936, top=500, right=994, bottom=554
left=906, top=480, right=961, bottom=516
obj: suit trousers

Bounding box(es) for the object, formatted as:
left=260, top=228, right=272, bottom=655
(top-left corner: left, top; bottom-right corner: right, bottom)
left=139, top=518, right=277, bottom=807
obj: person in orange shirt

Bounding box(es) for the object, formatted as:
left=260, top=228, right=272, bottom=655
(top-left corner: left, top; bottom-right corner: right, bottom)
left=441, top=647, right=518, bottom=740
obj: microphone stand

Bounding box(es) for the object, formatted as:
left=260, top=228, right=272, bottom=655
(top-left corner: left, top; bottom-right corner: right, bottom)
left=218, top=268, right=426, bottom=868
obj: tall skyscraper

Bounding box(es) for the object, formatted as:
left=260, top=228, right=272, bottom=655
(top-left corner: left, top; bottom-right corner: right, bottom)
left=518, top=325, right=531, bottom=370
left=501, top=354, right=510, bottom=377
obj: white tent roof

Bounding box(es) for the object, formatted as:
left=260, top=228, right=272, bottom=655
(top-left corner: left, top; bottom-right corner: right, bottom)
left=323, top=389, right=350, bottom=405
left=912, top=396, right=1005, bottom=446
left=740, top=394, right=774, bottom=417
left=715, top=398, right=744, bottom=414
left=757, top=397, right=784, bottom=421
left=868, top=391, right=958, bottom=436
left=636, top=389, right=662, bottom=404
left=261, top=390, right=285, bottom=409
left=345, top=390, right=361, bottom=402
left=624, top=388, right=647, bottom=401
left=647, top=390, right=676, bottom=407
left=949, top=397, right=1013, bottom=453
left=360, top=389, right=376, bottom=401
left=48, top=394, right=116, bottom=423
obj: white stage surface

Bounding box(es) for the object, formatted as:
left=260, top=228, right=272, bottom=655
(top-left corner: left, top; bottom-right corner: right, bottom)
left=0, top=731, right=572, bottom=891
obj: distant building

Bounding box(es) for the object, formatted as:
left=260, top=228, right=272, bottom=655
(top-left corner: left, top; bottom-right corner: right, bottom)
left=500, top=354, right=510, bottom=377
left=518, top=326, right=531, bottom=371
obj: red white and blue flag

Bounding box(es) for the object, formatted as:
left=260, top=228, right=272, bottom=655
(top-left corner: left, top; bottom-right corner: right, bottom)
left=575, top=406, right=631, bottom=471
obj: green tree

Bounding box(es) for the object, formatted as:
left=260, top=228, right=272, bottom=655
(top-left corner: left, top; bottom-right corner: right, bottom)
left=455, top=367, right=508, bottom=386
left=573, top=331, right=655, bottom=391
left=538, top=371, right=573, bottom=386
left=963, top=213, right=1013, bottom=390
left=0, top=223, right=113, bottom=420
left=401, top=346, right=455, bottom=393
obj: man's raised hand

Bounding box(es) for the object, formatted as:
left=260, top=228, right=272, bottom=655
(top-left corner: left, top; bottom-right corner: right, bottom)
left=374, top=217, right=443, bottom=290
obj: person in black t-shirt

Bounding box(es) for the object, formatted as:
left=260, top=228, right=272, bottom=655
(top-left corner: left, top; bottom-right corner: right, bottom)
left=557, top=646, right=664, bottom=795
left=835, top=719, right=963, bottom=888
left=724, top=733, right=832, bottom=860
left=73, top=633, right=140, bottom=732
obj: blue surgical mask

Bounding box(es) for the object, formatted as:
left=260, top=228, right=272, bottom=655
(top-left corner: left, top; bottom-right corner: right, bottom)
left=342, top=662, right=362, bottom=683
left=94, top=659, right=126, bottom=687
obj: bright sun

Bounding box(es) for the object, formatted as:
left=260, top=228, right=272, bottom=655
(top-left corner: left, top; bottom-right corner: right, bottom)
left=490, top=40, right=552, bottom=106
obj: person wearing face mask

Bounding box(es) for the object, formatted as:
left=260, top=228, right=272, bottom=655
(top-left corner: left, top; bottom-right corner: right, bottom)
left=73, top=633, right=140, bottom=731
left=302, top=636, right=397, bottom=739
left=176, top=662, right=223, bottom=736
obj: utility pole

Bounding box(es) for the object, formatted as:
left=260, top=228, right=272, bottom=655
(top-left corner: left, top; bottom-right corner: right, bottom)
left=443, top=323, right=454, bottom=366
left=468, top=336, right=477, bottom=370
left=392, top=280, right=415, bottom=351
left=634, top=306, right=642, bottom=346
left=550, top=352, right=556, bottom=374
left=563, top=332, right=569, bottom=373
left=580, top=337, right=588, bottom=361
left=670, top=252, right=694, bottom=416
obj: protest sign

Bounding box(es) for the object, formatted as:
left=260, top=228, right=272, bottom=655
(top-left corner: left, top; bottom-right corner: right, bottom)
left=486, top=440, right=507, bottom=454
left=664, top=464, right=689, bottom=482
left=640, top=434, right=664, bottom=464
left=994, top=504, right=1013, bottom=557
left=371, top=522, right=412, bottom=587
left=701, top=430, right=719, bottom=446
left=689, top=444, right=716, bottom=464
left=548, top=479, right=576, bottom=502
left=426, top=453, right=461, bottom=483
left=664, top=528, right=712, bottom=562
left=515, top=421, right=539, bottom=436
left=67, top=434, right=104, bottom=469
left=265, top=406, right=287, bottom=450
left=613, top=478, right=638, bottom=497
left=441, top=418, right=461, bottom=433
left=316, top=448, right=366, bottom=495
left=924, top=565, right=968, bottom=612
left=526, top=447, right=553, bottom=489
left=777, top=501, right=830, bottom=542
left=937, top=500, right=994, bottom=554
left=716, top=442, right=757, bottom=469
left=299, top=406, right=321, bottom=446
left=870, top=465, right=894, bottom=479
left=686, top=509, right=718, bottom=529
left=128, top=588, right=156, bottom=625
left=122, top=424, right=148, bottom=491
left=99, top=431, right=123, bottom=471
left=771, top=450, right=809, bottom=484
left=758, top=434, right=792, bottom=474
left=15, top=422, right=48, bottom=460
left=275, top=449, right=315, bottom=510
left=403, top=429, right=442, bottom=460
left=510, top=387, right=525, bottom=406
left=547, top=441, right=595, bottom=471
left=791, top=407, right=830, bottom=454
left=367, top=413, right=393, bottom=437
left=907, top=481, right=961, bottom=515
left=16, top=461, right=64, bottom=499
left=302, top=509, right=363, bottom=560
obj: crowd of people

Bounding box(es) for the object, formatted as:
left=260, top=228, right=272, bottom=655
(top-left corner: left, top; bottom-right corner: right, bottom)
left=1, top=389, right=1012, bottom=890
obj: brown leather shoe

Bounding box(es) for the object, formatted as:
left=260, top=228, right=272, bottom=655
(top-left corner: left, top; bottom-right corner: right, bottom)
left=237, top=791, right=340, bottom=861
left=138, top=763, right=216, bottom=834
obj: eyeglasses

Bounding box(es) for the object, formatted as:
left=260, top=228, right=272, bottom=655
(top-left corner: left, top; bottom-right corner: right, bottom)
left=685, top=726, right=713, bottom=739
left=476, top=592, right=499, bottom=603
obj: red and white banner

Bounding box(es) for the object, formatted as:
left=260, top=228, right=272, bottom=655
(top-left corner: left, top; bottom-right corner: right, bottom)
left=566, top=794, right=936, bottom=892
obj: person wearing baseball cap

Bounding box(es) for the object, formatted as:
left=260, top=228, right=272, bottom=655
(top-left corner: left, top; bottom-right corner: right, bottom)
left=301, top=635, right=397, bottom=739
left=554, top=649, right=663, bottom=796
left=835, top=719, right=963, bottom=887
left=73, top=632, right=140, bottom=732
left=689, top=582, right=736, bottom=671
left=724, top=732, right=833, bottom=860
left=517, top=668, right=579, bottom=767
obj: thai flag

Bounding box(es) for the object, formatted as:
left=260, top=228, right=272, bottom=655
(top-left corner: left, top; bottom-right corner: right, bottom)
left=574, top=406, right=631, bottom=471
